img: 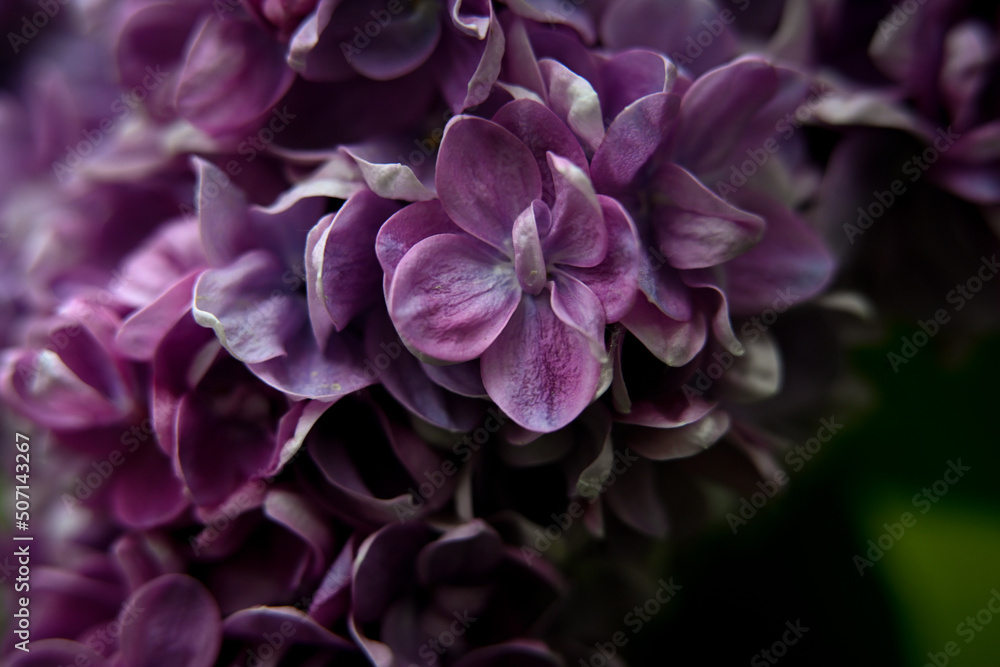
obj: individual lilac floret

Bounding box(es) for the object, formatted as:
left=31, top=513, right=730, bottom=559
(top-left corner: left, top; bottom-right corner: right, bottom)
left=377, top=105, right=640, bottom=432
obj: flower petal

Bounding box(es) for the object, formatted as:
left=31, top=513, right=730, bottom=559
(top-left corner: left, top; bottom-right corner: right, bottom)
left=119, top=574, right=222, bottom=667
left=491, top=98, right=589, bottom=203
left=376, top=200, right=463, bottom=289
left=673, top=57, right=779, bottom=175
left=539, top=59, right=605, bottom=152
left=389, top=234, right=521, bottom=362
left=591, top=92, right=678, bottom=194
left=193, top=250, right=307, bottom=364
left=650, top=162, right=765, bottom=269
left=561, top=195, right=641, bottom=322
left=621, top=297, right=707, bottom=367
left=722, top=191, right=834, bottom=315
left=482, top=294, right=602, bottom=432
left=436, top=116, right=542, bottom=251
left=315, top=191, right=402, bottom=331
left=543, top=152, right=606, bottom=267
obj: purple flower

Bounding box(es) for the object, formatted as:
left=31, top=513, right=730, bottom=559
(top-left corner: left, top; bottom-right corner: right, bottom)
left=378, top=103, right=640, bottom=432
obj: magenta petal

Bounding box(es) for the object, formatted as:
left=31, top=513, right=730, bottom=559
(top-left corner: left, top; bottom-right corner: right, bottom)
left=550, top=272, right=606, bottom=347
left=416, top=520, right=503, bottom=586
left=367, top=309, right=485, bottom=431
left=119, top=574, right=222, bottom=667
left=345, top=0, right=442, bottom=80
left=315, top=191, right=402, bottom=330
left=421, top=359, right=487, bottom=397
left=436, top=0, right=504, bottom=111
left=353, top=523, right=435, bottom=624
left=599, top=49, right=676, bottom=120
left=224, top=606, right=355, bottom=650
left=389, top=234, right=521, bottom=362
left=651, top=163, right=765, bottom=269
left=176, top=16, right=294, bottom=138
left=591, top=92, right=679, bottom=194
left=544, top=152, right=607, bottom=267
left=625, top=410, right=731, bottom=460
left=560, top=196, right=641, bottom=322
left=723, top=192, right=835, bottom=315
left=175, top=394, right=276, bottom=508
left=621, top=297, right=707, bottom=367
left=482, top=294, right=601, bottom=432
left=247, top=324, right=374, bottom=400
left=376, top=200, right=462, bottom=289
left=492, top=98, right=590, bottom=204
left=673, top=58, right=779, bottom=175
left=195, top=157, right=251, bottom=266
left=436, top=116, right=542, bottom=251
left=193, top=250, right=307, bottom=364
left=116, top=272, right=199, bottom=361
left=111, top=443, right=188, bottom=529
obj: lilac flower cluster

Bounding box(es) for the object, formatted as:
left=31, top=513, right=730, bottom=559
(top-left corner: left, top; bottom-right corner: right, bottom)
left=0, top=0, right=994, bottom=664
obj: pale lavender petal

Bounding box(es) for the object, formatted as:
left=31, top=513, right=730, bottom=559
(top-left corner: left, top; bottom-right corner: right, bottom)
left=482, top=294, right=602, bottom=432
left=539, top=59, right=605, bottom=152
left=436, top=116, right=542, bottom=251
left=388, top=234, right=521, bottom=362
left=513, top=199, right=549, bottom=295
